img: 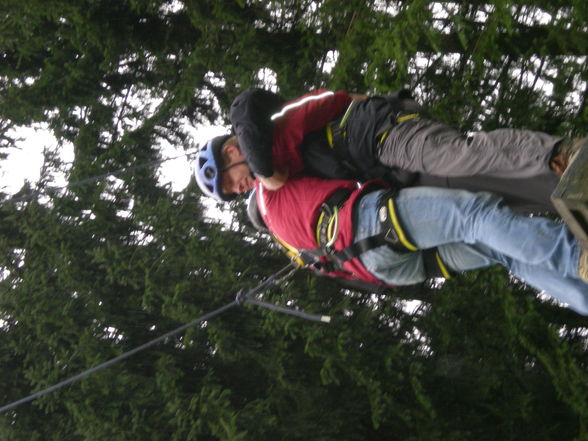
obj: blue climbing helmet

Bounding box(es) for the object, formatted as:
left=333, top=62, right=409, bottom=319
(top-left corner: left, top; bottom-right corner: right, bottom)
left=195, top=134, right=236, bottom=202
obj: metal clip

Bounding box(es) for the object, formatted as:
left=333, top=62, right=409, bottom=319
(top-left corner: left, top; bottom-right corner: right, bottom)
left=383, top=228, right=400, bottom=245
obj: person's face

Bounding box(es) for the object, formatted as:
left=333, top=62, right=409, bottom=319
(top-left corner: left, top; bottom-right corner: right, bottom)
left=221, top=145, right=255, bottom=195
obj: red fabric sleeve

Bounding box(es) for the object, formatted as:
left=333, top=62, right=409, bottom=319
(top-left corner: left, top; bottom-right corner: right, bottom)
left=271, top=90, right=352, bottom=176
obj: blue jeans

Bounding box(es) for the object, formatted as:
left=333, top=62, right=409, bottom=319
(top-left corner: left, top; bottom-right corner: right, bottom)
left=355, top=187, right=588, bottom=315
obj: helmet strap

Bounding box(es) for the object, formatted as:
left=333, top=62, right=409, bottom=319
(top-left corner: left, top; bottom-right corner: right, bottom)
left=221, top=160, right=247, bottom=174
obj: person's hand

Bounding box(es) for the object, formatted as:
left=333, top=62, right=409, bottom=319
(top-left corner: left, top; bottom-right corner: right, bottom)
left=549, top=153, right=567, bottom=177
left=258, top=168, right=289, bottom=191
left=550, top=138, right=586, bottom=178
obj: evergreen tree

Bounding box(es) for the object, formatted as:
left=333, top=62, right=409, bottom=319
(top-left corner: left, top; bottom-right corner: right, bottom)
left=1, top=1, right=588, bottom=440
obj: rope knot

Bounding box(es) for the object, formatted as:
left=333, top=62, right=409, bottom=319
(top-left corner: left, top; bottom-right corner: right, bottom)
left=235, top=288, right=248, bottom=305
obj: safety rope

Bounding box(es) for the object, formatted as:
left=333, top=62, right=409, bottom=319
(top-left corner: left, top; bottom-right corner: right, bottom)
left=2, top=149, right=199, bottom=206
left=0, top=262, right=330, bottom=415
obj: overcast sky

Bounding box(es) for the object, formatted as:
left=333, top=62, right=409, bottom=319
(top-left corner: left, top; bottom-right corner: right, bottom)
left=0, top=122, right=227, bottom=197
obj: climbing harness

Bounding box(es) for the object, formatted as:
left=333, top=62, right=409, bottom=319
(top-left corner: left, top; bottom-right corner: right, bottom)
left=325, top=99, right=421, bottom=180
left=0, top=261, right=330, bottom=415
left=315, top=187, right=349, bottom=248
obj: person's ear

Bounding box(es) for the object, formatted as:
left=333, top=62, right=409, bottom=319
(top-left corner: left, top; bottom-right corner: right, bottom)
left=224, top=144, right=243, bottom=161
left=221, top=144, right=234, bottom=163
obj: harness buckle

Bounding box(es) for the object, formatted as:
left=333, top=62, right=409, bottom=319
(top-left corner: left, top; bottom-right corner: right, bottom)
left=383, top=227, right=401, bottom=246
left=378, top=204, right=400, bottom=246
left=320, top=202, right=334, bottom=218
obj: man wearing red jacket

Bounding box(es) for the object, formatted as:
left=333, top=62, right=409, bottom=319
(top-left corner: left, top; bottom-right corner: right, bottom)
left=252, top=174, right=588, bottom=315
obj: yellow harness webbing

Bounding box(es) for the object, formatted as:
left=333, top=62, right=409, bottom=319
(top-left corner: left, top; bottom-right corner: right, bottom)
left=386, top=198, right=418, bottom=252
left=435, top=252, right=452, bottom=279
left=378, top=113, right=420, bottom=144
left=272, top=235, right=306, bottom=267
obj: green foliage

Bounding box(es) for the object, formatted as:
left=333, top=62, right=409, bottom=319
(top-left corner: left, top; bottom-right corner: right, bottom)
left=1, top=1, right=588, bottom=440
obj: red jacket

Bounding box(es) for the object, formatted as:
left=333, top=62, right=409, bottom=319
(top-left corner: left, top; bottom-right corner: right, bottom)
left=270, top=90, right=352, bottom=177
left=256, top=176, right=385, bottom=285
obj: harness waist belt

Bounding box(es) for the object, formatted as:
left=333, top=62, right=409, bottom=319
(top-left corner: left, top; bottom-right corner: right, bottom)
left=312, top=189, right=452, bottom=280
left=325, top=104, right=421, bottom=180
